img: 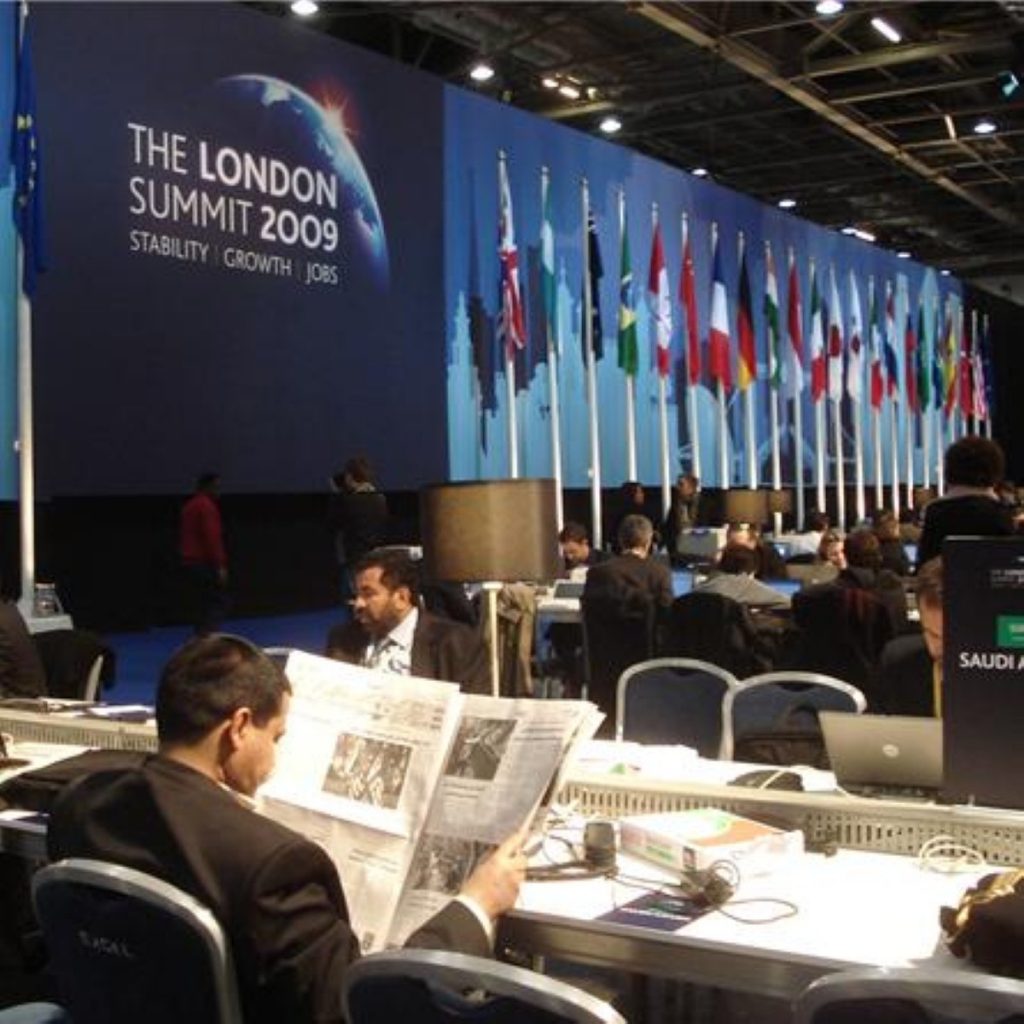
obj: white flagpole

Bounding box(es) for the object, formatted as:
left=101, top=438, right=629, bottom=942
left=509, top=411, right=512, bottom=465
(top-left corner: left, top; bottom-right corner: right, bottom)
left=886, top=282, right=900, bottom=518
left=833, top=398, right=846, bottom=532
left=870, top=278, right=883, bottom=510
left=851, top=276, right=865, bottom=524
left=766, top=242, right=781, bottom=534
left=789, top=249, right=805, bottom=529
left=582, top=178, right=603, bottom=550
left=498, top=152, right=519, bottom=479
left=810, top=257, right=825, bottom=515
left=653, top=203, right=671, bottom=522
left=620, top=189, right=637, bottom=480
left=712, top=222, right=729, bottom=490
left=969, top=308, right=979, bottom=436
left=683, top=214, right=702, bottom=484
left=983, top=313, right=993, bottom=440
left=541, top=167, right=564, bottom=529
left=739, top=232, right=757, bottom=489
left=922, top=300, right=933, bottom=492
left=904, top=288, right=914, bottom=513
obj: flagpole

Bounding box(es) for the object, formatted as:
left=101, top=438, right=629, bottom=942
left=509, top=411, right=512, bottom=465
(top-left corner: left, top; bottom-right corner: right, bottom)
left=739, top=232, right=757, bottom=489
left=683, top=214, right=701, bottom=483
left=849, top=272, right=864, bottom=524
left=810, top=258, right=825, bottom=515
left=620, top=189, right=637, bottom=480
left=922, top=299, right=933, bottom=491
left=983, top=313, right=993, bottom=440
left=712, top=222, right=729, bottom=490
left=969, top=308, right=979, bottom=436
left=766, top=242, right=781, bottom=533
left=829, top=265, right=845, bottom=532
left=904, top=285, right=914, bottom=513
left=788, top=248, right=805, bottom=529
left=497, top=151, right=520, bottom=479
left=652, top=203, right=671, bottom=521
left=541, top=167, right=564, bottom=529
left=582, top=178, right=603, bottom=550
left=869, top=278, right=883, bottom=510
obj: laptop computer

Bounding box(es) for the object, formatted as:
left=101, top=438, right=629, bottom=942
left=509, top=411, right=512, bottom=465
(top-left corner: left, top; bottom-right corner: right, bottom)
left=820, top=712, right=943, bottom=792
left=551, top=579, right=585, bottom=600
left=671, top=569, right=694, bottom=597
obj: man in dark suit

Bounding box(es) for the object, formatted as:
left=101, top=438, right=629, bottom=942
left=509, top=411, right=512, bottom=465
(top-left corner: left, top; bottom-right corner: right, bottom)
left=48, top=636, right=525, bottom=1024
left=583, top=515, right=674, bottom=614
left=326, top=549, right=490, bottom=693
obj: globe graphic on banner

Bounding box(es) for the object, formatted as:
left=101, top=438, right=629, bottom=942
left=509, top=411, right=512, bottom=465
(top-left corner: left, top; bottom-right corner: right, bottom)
left=217, top=74, right=389, bottom=285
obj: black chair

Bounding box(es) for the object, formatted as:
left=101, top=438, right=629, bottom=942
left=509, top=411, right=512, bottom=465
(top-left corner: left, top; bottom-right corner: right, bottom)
left=659, top=591, right=774, bottom=678
left=33, top=858, right=242, bottom=1024
left=581, top=593, right=656, bottom=733
left=343, top=948, right=626, bottom=1024
left=615, top=657, right=740, bottom=757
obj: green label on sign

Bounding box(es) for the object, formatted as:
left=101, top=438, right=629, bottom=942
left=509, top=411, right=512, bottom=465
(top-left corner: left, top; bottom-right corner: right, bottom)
left=996, top=616, right=1024, bottom=648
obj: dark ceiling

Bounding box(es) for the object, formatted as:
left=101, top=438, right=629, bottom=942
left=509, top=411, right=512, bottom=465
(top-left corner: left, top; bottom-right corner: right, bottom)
left=252, top=1, right=1024, bottom=283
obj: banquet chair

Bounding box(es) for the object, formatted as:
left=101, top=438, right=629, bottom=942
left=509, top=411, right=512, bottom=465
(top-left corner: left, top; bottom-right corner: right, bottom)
left=33, top=858, right=242, bottom=1024
left=793, top=966, right=1024, bottom=1024
left=615, top=657, right=741, bottom=758
left=343, top=948, right=626, bottom=1024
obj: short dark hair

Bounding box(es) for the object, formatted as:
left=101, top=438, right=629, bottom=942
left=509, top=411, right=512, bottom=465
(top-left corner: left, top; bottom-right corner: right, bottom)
left=344, top=456, right=374, bottom=485
left=915, top=556, right=943, bottom=610
left=944, top=437, right=1005, bottom=489
left=617, top=514, right=653, bottom=551
left=806, top=510, right=830, bottom=532
left=844, top=529, right=883, bottom=570
left=559, top=521, right=589, bottom=545
left=156, top=635, right=290, bottom=746
left=353, top=548, right=421, bottom=602
left=718, top=543, right=758, bottom=575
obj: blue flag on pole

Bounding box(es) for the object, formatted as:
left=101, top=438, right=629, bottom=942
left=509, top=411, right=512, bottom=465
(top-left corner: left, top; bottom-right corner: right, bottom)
left=12, top=4, right=45, bottom=296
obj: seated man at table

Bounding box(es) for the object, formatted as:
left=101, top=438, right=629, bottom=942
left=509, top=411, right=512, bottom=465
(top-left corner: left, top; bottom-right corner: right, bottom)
left=47, top=635, right=525, bottom=1024
left=326, top=549, right=490, bottom=693
left=583, top=515, right=674, bottom=614
left=696, top=544, right=791, bottom=610
left=558, top=521, right=606, bottom=576
left=873, top=557, right=943, bottom=716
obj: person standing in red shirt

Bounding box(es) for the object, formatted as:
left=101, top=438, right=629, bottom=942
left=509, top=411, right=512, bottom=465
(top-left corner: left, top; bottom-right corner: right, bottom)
left=179, top=472, right=228, bottom=634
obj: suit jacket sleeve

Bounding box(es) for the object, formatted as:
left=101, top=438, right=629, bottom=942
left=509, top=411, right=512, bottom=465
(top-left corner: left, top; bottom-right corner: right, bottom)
left=407, top=900, right=491, bottom=958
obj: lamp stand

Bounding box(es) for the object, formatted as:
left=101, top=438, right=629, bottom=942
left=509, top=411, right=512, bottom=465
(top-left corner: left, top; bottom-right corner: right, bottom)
left=482, top=581, right=502, bottom=698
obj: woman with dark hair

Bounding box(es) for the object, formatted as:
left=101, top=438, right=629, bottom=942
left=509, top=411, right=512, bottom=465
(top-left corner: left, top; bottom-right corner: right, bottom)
left=918, top=437, right=1014, bottom=566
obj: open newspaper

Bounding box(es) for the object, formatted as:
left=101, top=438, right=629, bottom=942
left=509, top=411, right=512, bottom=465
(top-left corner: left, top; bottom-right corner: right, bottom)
left=259, top=651, right=601, bottom=951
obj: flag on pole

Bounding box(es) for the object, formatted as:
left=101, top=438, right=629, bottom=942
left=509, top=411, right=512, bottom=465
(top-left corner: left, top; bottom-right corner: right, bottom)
left=582, top=209, right=604, bottom=362
left=809, top=268, right=826, bottom=403
left=708, top=230, right=732, bottom=389
left=617, top=208, right=638, bottom=376
left=540, top=170, right=556, bottom=351
left=13, top=3, right=46, bottom=296
left=846, top=270, right=863, bottom=402
left=868, top=280, right=884, bottom=410
left=680, top=217, right=701, bottom=385
left=648, top=220, right=672, bottom=377
left=497, top=157, right=525, bottom=357
left=915, top=300, right=930, bottom=412
left=943, top=303, right=958, bottom=416
left=884, top=281, right=900, bottom=401
left=959, top=313, right=974, bottom=419
left=737, top=239, right=756, bottom=390
left=827, top=266, right=844, bottom=402
left=973, top=317, right=990, bottom=421
left=931, top=302, right=944, bottom=414
left=904, top=307, right=918, bottom=413
left=785, top=252, right=804, bottom=400
left=764, top=244, right=781, bottom=390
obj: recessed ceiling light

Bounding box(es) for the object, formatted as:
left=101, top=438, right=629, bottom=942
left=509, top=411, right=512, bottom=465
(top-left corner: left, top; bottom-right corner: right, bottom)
left=816, top=0, right=844, bottom=14
left=290, top=0, right=318, bottom=15
left=897, top=251, right=912, bottom=259
left=871, top=17, right=902, bottom=43
left=940, top=269, right=951, bottom=276
left=586, top=86, right=600, bottom=100
left=541, top=77, right=559, bottom=90
left=470, top=62, right=495, bottom=83
left=778, top=198, right=797, bottom=209
left=841, top=226, right=856, bottom=235
left=599, top=116, right=622, bottom=134
left=973, top=118, right=997, bottom=135
left=558, top=83, right=581, bottom=100
left=692, top=167, right=708, bottom=178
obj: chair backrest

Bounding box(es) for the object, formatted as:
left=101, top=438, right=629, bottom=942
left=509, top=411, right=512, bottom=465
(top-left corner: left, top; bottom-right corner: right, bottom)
left=32, top=858, right=242, bottom=1024
left=727, top=671, right=867, bottom=753
left=343, top=948, right=626, bottom=1024
left=793, top=966, right=1024, bottom=1024
left=616, top=657, right=741, bottom=758
left=660, top=591, right=771, bottom=678
left=581, top=593, right=656, bottom=724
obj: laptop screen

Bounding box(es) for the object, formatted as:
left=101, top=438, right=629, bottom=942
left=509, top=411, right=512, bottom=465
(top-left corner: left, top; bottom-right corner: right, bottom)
left=820, top=712, right=943, bottom=789
left=671, top=570, right=694, bottom=597
left=904, top=542, right=918, bottom=566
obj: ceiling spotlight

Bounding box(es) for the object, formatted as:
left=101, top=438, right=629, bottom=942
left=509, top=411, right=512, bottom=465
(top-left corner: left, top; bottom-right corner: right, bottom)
left=541, top=76, right=559, bottom=90
left=470, top=62, right=495, bottom=83
left=599, top=116, right=622, bottom=134
left=815, top=0, right=844, bottom=14
left=841, top=226, right=856, bottom=235
left=558, top=83, right=581, bottom=100
left=973, top=117, right=997, bottom=135
left=290, top=0, right=318, bottom=14
left=871, top=17, right=902, bottom=43
left=897, top=251, right=912, bottom=259
left=778, top=198, right=797, bottom=209
left=692, top=167, right=708, bottom=178
left=941, top=269, right=951, bottom=276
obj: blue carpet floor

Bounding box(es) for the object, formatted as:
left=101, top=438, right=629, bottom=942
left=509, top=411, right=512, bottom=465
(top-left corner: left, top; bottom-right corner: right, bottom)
left=103, top=608, right=343, bottom=706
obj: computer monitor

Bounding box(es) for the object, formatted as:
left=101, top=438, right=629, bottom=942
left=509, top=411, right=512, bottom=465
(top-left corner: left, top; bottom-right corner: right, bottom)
left=671, top=569, right=695, bottom=598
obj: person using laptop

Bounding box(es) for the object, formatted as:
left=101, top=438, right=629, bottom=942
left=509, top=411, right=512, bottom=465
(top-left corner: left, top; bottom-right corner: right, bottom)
left=873, top=557, right=943, bottom=716
left=557, top=521, right=606, bottom=575
left=696, top=543, right=791, bottom=610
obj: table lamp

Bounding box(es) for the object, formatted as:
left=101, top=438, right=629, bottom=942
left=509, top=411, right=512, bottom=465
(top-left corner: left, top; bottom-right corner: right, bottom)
left=420, top=479, right=561, bottom=696
left=722, top=489, right=769, bottom=530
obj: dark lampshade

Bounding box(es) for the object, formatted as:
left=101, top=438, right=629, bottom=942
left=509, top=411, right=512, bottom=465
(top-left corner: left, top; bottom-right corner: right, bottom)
left=766, top=488, right=793, bottom=515
left=420, top=479, right=561, bottom=583
left=722, top=488, right=768, bottom=527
